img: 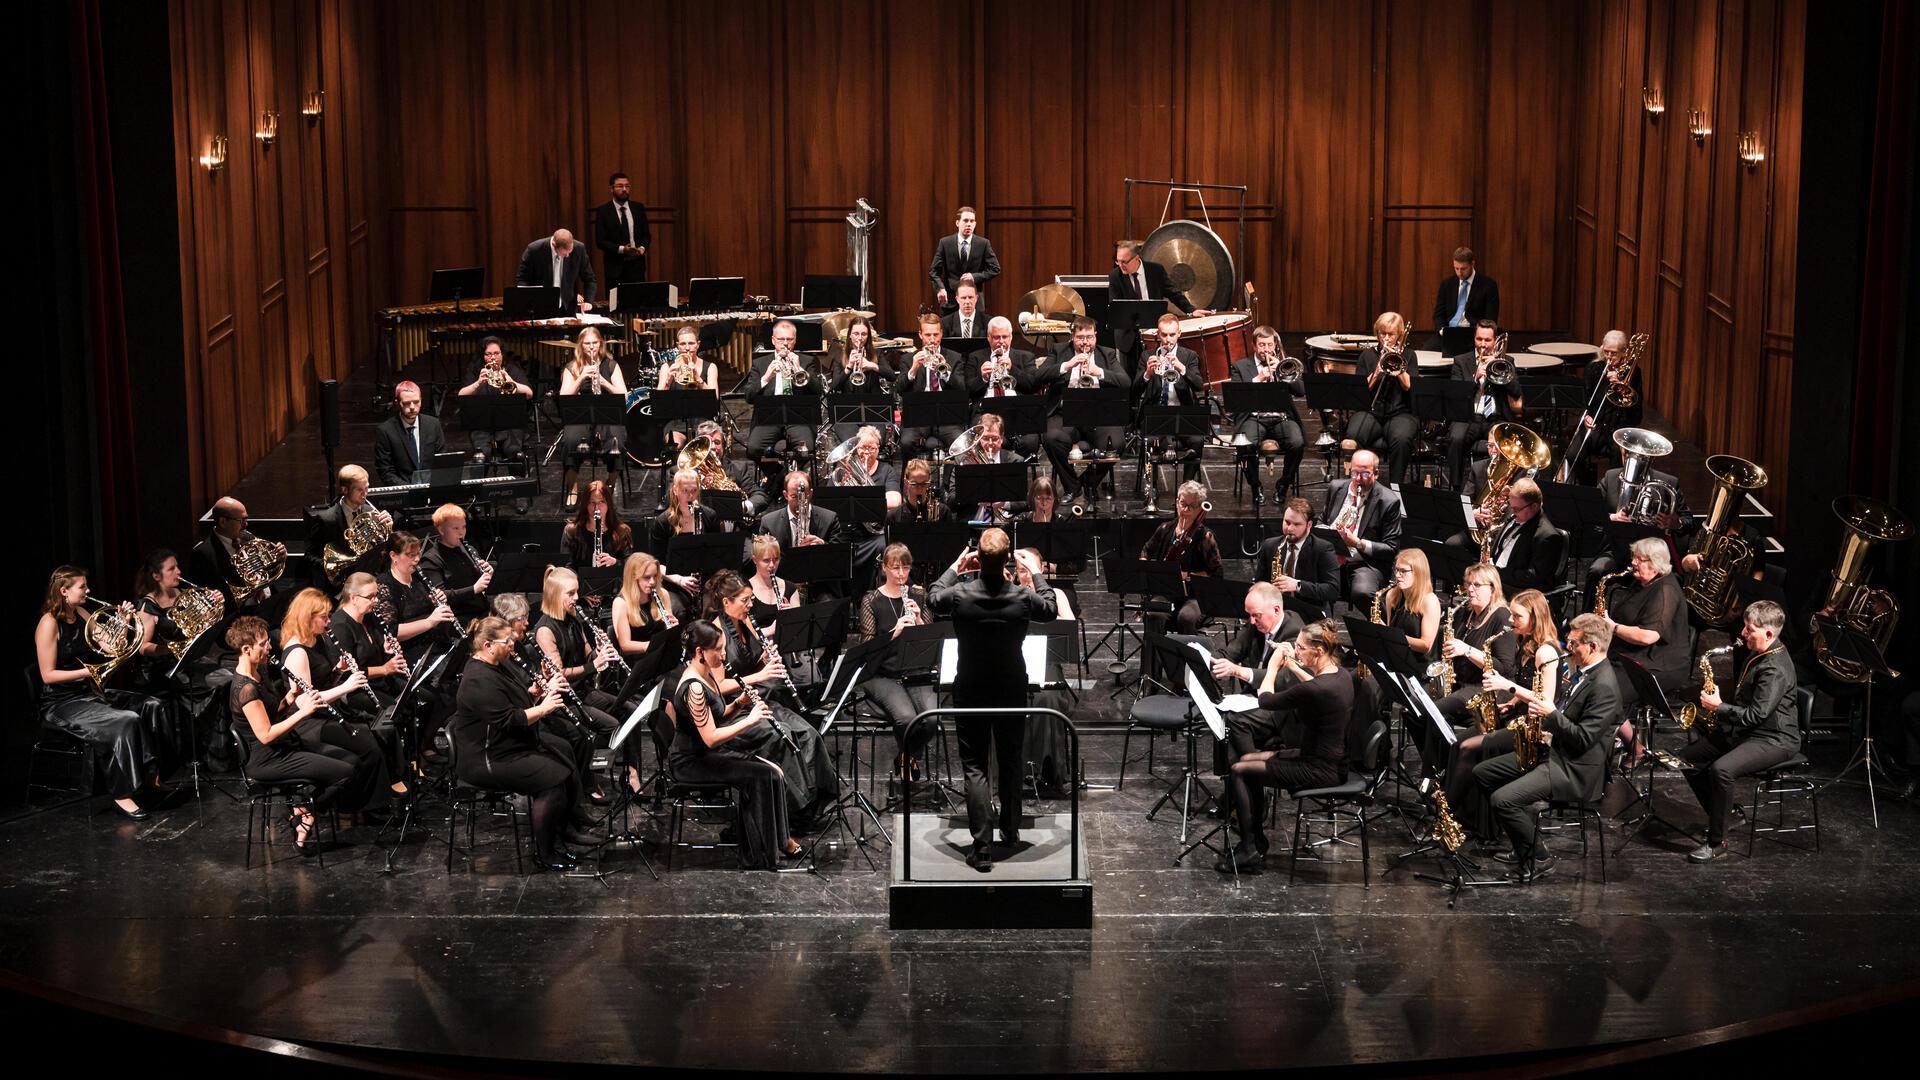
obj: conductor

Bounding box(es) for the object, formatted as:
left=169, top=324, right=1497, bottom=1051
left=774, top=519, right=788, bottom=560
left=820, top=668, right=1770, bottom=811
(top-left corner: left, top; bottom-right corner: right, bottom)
left=929, top=527, right=1057, bottom=871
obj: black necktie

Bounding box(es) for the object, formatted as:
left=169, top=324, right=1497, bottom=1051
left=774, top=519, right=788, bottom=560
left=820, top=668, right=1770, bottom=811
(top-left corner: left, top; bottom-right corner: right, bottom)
left=619, top=204, right=632, bottom=245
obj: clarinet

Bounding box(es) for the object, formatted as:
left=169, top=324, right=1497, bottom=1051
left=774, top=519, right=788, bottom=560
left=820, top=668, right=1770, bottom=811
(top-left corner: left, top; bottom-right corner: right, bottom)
left=736, top=671, right=802, bottom=754
left=321, top=625, right=383, bottom=716
left=575, top=602, right=634, bottom=681
left=755, top=621, right=803, bottom=702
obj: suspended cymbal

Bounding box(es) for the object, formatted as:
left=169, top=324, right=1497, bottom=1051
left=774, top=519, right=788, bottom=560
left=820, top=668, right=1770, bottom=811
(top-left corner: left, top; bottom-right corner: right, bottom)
left=1016, top=283, right=1086, bottom=347
left=538, top=339, right=579, bottom=349
left=1143, top=219, right=1235, bottom=311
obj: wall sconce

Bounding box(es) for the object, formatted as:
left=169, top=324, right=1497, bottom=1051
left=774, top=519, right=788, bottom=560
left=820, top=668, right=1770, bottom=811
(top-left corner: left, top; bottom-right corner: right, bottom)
left=199, top=134, right=228, bottom=172
left=254, top=111, right=279, bottom=148
left=301, top=91, right=324, bottom=123
left=1738, top=132, right=1765, bottom=170
left=1687, top=109, right=1711, bottom=144
left=1642, top=86, right=1665, bottom=119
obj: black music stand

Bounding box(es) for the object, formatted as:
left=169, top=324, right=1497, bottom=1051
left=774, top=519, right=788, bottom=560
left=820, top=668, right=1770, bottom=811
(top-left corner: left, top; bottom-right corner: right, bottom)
left=1408, top=536, right=1480, bottom=596
left=771, top=321, right=825, bottom=354
left=486, top=553, right=557, bottom=597
left=812, top=486, right=887, bottom=535
left=1814, top=618, right=1896, bottom=826
left=504, top=285, right=565, bottom=320
left=1399, top=487, right=1472, bottom=544
left=1220, top=382, right=1298, bottom=417
left=429, top=266, right=485, bottom=309
left=611, top=280, right=674, bottom=312
left=944, top=336, right=987, bottom=362
left=779, top=541, right=852, bottom=590
left=1538, top=479, right=1619, bottom=558
left=1104, top=298, right=1169, bottom=350
left=688, top=277, right=746, bottom=310
left=898, top=388, right=971, bottom=434
left=554, top=394, right=630, bottom=483
left=824, top=392, right=892, bottom=430
left=771, top=596, right=850, bottom=684
left=1059, top=386, right=1130, bottom=433
left=1610, top=655, right=1696, bottom=844
left=1190, top=576, right=1254, bottom=622
left=1302, top=372, right=1371, bottom=414
left=1136, top=403, right=1213, bottom=506
left=575, top=566, right=620, bottom=600
left=751, top=397, right=821, bottom=435
left=801, top=275, right=861, bottom=310
left=1412, top=379, right=1480, bottom=427
left=1014, top=520, right=1092, bottom=571
left=952, top=463, right=1028, bottom=517
left=1090, top=558, right=1183, bottom=681
left=985, top=394, right=1049, bottom=444
left=802, top=632, right=893, bottom=868
left=649, top=387, right=722, bottom=427
left=887, top=521, right=978, bottom=584
left=701, top=489, right=745, bottom=529
left=666, top=532, right=747, bottom=581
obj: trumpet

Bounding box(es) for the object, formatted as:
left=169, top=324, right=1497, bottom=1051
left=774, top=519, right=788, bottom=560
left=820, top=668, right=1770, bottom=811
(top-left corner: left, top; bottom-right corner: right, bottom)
left=986, top=350, right=1015, bottom=394
left=769, top=348, right=810, bottom=391
left=846, top=347, right=869, bottom=387
left=916, top=348, right=950, bottom=383
left=1067, top=351, right=1099, bottom=388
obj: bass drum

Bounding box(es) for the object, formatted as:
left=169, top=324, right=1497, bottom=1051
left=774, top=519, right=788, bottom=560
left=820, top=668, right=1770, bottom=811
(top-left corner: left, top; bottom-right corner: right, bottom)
left=623, top=385, right=666, bottom=465
left=1175, top=312, right=1254, bottom=385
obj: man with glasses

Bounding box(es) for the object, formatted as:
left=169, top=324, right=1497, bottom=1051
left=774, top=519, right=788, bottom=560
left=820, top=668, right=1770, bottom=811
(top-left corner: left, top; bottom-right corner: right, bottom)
left=192, top=496, right=287, bottom=616
left=1473, top=612, right=1619, bottom=882
left=1319, top=449, right=1403, bottom=608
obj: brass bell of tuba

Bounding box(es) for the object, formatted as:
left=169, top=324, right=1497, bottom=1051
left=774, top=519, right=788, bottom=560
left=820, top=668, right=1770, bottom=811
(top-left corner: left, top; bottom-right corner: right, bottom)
left=1613, top=427, right=1680, bottom=524
left=1813, top=495, right=1912, bottom=683
left=1680, top=454, right=1769, bottom=626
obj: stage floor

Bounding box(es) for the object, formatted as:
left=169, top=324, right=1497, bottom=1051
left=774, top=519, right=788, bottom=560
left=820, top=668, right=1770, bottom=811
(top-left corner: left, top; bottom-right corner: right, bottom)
left=2, top=725, right=1917, bottom=1073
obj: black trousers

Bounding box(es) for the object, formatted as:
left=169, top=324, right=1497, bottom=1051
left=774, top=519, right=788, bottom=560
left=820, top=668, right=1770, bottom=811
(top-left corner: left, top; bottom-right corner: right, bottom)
left=1473, top=751, right=1554, bottom=860
left=899, top=424, right=965, bottom=461
left=744, top=423, right=815, bottom=460
left=861, top=677, right=938, bottom=755
left=1236, top=416, right=1306, bottom=495
left=469, top=427, right=528, bottom=461
left=1341, top=562, right=1388, bottom=609
left=1225, top=750, right=1342, bottom=847
left=560, top=423, right=624, bottom=460
left=1445, top=727, right=1521, bottom=839
left=1446, top=419, right=1493, bottom=489
left=1679, top=734, right=1794, bottom=844
left=956, top=711, right=1026, bottom=849
left=246, top=741, right=380, bottom=812
left=1344, top=411, right=1420, bottom=486
left=1042, top=418, right=1126, bottom=497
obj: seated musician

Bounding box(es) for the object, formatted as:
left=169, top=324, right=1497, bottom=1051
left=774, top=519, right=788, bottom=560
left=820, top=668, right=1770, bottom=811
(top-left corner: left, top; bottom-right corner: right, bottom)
left=327, top=573, right=412, bottom=766
left=376, top=532, right=462, bottom=758
left=1589, top=456, right=1690, bottom=576
left=229, top=605, right=390, bottom=816
left=966, top=317, right=1038, bottom=455
left=747, top=533, right=803, bottom=623
left=896, top=311, right=966, bottom=461
left=1568, top=330, right=1644, bottom=480
left=420, top=504, right=493, bottom=623
left=1474, top=613, right=1620, bottom=883
left=888, top=458, right=941, bottom=524
left=1037, top=316, right=1130, bottom=513
left=853, top=543, right=939, bottom=788
left=227, top=616, right=389, bottom=852
left=280, top=586, right=407, bottom=794
left=825, top=319, right=894, bottom=445
left=1443, top=588, right=1561, bottom=842
left=682, top=419, right=766, bottom=528
left=1444, top=320, right=1525, bottom=489
left=558, top=326, right=627, bottom=510
left=192, top=496, right=284, bottom=615
left=373, top=381, right=447, bottom=488
left=940, top=281, right=989, bottom=341
left=450, top=616, right=598, bottom=871
left=532, top=567, right=621, bottom=744
left=743, top=320, right=821, bottom=487
left=309, top=465, right=393, bottom=583
left=456, top=336, right=533, bottom=466
left=1378, top=549, right=1442, bottom=667
left=825, top=423, right=902, bottom=508
left=668, top=619, right=803, bottom=868
left=1208, top=581, right=1307, bottom=753
left=1015, top=473, right=1087, bottom=578
left=1139, top=481, right=1223, bottom=682
left=1428, top=563, right=1520, bottom=770
left=946, top=413, right=1022, bottom=522
left=656, top=325, right=720, bottom=451
left=1217, top=619, right=1356, bottom=874
left=704, top=571, right=836, bottom=824
left=1445, top=476, right=1565, bottom=593
left=758, top=471, right=840, bottom=551
left=1135, top=312, right=1206, bottom=485
left=1228, top=325, right=1307, bottom=504
left=1599, top=537, right=1691, bottom=709
left=131, top=549, right=218, bottom=714
left=1346, top=311, right=1421, bottom=487
left=1676, top=600, right=1799, bottom=862
left=1320, top=449, right=1404, bottom=608
left=610, top=552, right=680, bottom=662
left=1014, top=545, right=1077, bottom=796
left=652, top=468, right=720, bottom=600
left=560, top=479, right=635, bottom=571
left=35, top=566, right=169, bottom=820
left=1251, top=497, right=1342, bottom=623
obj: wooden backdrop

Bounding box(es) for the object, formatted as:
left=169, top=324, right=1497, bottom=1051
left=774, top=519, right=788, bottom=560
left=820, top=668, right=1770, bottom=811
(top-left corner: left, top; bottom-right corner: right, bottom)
left=167, top=0, right=1806, bottom=525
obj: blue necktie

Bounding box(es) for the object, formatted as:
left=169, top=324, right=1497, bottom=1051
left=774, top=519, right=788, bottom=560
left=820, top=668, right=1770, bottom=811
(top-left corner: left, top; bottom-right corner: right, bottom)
left=1452, top=279, right=1469, bottom=326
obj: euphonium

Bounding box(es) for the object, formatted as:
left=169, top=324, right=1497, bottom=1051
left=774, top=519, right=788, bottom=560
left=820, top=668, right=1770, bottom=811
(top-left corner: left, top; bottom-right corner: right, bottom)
left=322, top=502, right=391, bottom=583
left=1470, top=422, right=1552, bottom=550
left=1813, top=495, right=1912, bottom=683
left=1680, top=454, right=1769, bottom=626
left=233, top=537, right=285, bottom=591
left=1677, top=645, right=1735, bottom=732
left=163, top=579, right=226, bottom=662
left=80, top=598, right=143, bottom=693
left=1591, top=568, right=1632, bottom=619
left=677, top=435, right=741, bottom=492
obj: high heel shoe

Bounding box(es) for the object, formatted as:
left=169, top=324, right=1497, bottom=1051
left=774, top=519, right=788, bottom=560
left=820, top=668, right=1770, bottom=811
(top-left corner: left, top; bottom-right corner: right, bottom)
left=291, top=810, right=319, bottom=857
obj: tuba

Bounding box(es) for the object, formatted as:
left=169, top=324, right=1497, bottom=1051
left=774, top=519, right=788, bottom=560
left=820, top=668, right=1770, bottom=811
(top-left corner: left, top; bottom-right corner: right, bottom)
left=1680, top=454, right=1769, bottom=626
left=163, top=580, right=226, bottom=663
left=322, top=502, right=392, bottom=583
left=1813, top=495, right=1912, bottom=683
left=1613, top=428, right=1679, bottom=524
left=1470, top=422, right=1552, bottom=550
left=823, top=433, right=875, bottom=486
left=677, top=435, right=741, bottom=492
left=80, top=598, right=143, bottom=693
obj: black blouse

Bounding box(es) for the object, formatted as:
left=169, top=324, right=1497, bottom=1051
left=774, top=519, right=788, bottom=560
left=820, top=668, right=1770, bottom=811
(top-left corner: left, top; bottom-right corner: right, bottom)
left=1258, top=667, right=1355, bottom=766
left=670, top=673, right=733, bottom=759
left=856, top=586, right=930, bottom=677
left=561, top=521, right=635, bottom=570
left=229, top=672, right=303, bottom=761
left=1357, top=346, right=1417, bottom=418
left=1609, top=571, right=1688, bottom=678
left=448, top=656, right=540, bottom=761
left=1142, top=520, right=1224, bottom=579
left=1442, top=604, right=1518, bottom=687
left=420, top=540, right=488, bottom=620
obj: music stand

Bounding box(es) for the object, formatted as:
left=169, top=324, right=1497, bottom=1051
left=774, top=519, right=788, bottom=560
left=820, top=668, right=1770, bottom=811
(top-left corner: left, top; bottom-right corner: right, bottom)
left=1301, top=372, right=1371, bottom=414
left=1408, top=536, right=1480, bottom=595
left=374, top=646, right=454, bottom=873
left=699, top=489, right=745, bottom=529
left=944, top=336, right=987, bottom=362
left=485, top=553, right=556, bottom=597
left=898, top=388, right=971, bottom=432
left=575, top=566, right=620, bottom=600
left=824, top=392, right=892, bottom=430
left=1014, top=520, right=1091, bottom=571
left=1539, top=479, right=1620, bottom=561
left=779, top=541, right=852, bottom=590
left=649, top=387, right=722, bottom=427
left=771, top=596, right=850, bottom=689
left=804, top=639, right=892, bottom=867
left=665, top=532, right=747, bottom=580
left=886, top=521, right=976, bottom=582
left=801, top=275, right=862, bottom=310
left=504, top=285, right=565, bottom=320
left=1059, top=386, right=1130, bottom=434
left=1104, top=298, right=1169, bottom=345
left=952, top=463, right=1028, bottom=516
left=891, top=622, right=953, bottom=682
left=429, top=266, right=485, bottom=308
left=1814, top=616, right=1897, bottom=827
left=812, top=486, right=887, bottom=534
left=1610, top=655, right=1695, bottom=844
left=612, top=281, right=674, bottom=313
left=1220, top=383, right=1297, bottom=416
left=688, top=277, right=746, bottom=310
left=985, top=394, right=1049, bottom=443
left=456, top=396, right=533, bottom=443
left=773, top=321, right=825, bottom=354
left=751, top=397, right=821, bottom=433
left=1139, top=403, right=1212, bottom=438
left=1399, top=487, right=1472, bottom=544
left=1189, top=576, right=1254, bottom=622
left=1412, top=379, right=1480, bottom=426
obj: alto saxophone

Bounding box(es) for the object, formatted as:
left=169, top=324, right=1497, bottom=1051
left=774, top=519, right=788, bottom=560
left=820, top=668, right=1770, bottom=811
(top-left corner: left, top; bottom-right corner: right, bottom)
left=1431, top=597, right=1471, bottom=696
left=1591, top=569, right=1632, bottom=618
left=1678, top=645, right=1734, bottom=732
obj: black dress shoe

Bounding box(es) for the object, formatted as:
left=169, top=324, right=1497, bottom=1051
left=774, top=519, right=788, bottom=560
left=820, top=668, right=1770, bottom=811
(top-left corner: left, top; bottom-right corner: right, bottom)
left=1214, top=848, right=1264, bottom=874
left=115, top=803, right=151, bottom=821
left=966, top=846, right=994, bottom=872
left=1000, top=831, right=1020, bottom=847
left=563, top=826, right=604, bottom=847
left=1250, top=488, right=1266, bottom=507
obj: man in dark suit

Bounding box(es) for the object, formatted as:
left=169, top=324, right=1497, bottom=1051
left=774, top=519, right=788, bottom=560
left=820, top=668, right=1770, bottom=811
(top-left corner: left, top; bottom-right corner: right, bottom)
left=929, top=206, right=1001, bottom=313
left=1134, top=312, right=1207, bottom=486
left=1446, top=476, right=1565, bottom=593
left=1252, top=498, right=1343, bottom=623
left=1445, top=320, right=1527, bottom=489
left=1566, top=329, right=1644, bottom=481
left=1474, top=612, right=1620, bottom=881
left=756, top=471, right=842, bottom=553
left=743, top=319, right=823, bottom=486
left=372, top=380, right=447, bottom=487
left=964, top=318, right=1039, bottom=455
left=897, top=312, right=967, bottom=460
left=1036, top=317, right=1130, bottom=510
left=1678, top=600, right=1799, bottom=862
left=1588, top=458, right=1690, bottom=576
left=513, top=229, right=597, bottom=312
left=1228, top=325, right=1307, bottom=504
left=593, top=172, right=651, bottom=286
left=1209, top=581, right=1308, bottom=758
left=929, top=527, right=1058, bottom=870
left=306, top=464, right=393, bottom=584
left=1431, top=246, right=1499, bottom=356
left=940, top=281, right=990, bottom=341
left=1108, top=240, right=1213, bottom=357
left=190, top=497, right=288, bottom=649
left=1320, top=450, right=1404, bottom=607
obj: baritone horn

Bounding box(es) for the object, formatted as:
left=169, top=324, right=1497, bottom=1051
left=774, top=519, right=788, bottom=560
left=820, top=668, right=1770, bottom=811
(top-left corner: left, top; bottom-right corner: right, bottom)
left=1813, top=495, right=1912, bottom=683
left=1680, top=454, right=1769, bottom=626
left=1613, top=427, right=1679, bottom=524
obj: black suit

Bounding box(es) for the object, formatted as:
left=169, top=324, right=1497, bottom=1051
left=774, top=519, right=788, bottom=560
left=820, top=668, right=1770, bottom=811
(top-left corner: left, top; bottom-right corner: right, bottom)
left=1107, top=260, right=1194, bottom=357
left=963, top=347, right=1039, bottom=456
left=1445, top=351, right=1526, bottom=489
left=1679, top=646, right=1799, bottom=845
left=1320, top=479, right=1403, bottom=605
left=1443, top=509, right=1566, bottom=593
left=1474, top=657, right=1618, bottom=862
left=929, top=234, right=1001, bottom=311
left=1135, top=346, right=1206, bottom=483
left=896, top=347, right=967, bottom=459
left=372, top=414, right=447, bottom=487
left=756, top=503, right=842, bottom=553
left=514, top=238, right=597, bottom=307
left=1217, top=614, right=1307, bottom=759
left=1251, top=533, right=1342, bottom=623
left=1036, top=344, right=1130, bottom=500
left=1346, top=347, right=1422, bottom=485
left=1431, top=272, right=1500, bottom=354
left=593, top=199, right=651, bottom=284
left=742, top=349, right=823, bottom=470
left=929, top=567, right=1057, bottom=850
left=940, top=310, right=991, bottom=342
left=1227, top=356, right=1307, bottom=497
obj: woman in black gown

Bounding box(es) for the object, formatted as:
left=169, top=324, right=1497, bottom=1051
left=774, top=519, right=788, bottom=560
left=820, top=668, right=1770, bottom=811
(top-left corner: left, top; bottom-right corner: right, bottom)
left=853, top=542, right=937, bottom=781
left=448, top=616, right=596, bottom=870
left=704, top=570, right=835, bottom=822
left=670, top=620, right=803, bottom=870
left=34, top=566, right=168, bottom=819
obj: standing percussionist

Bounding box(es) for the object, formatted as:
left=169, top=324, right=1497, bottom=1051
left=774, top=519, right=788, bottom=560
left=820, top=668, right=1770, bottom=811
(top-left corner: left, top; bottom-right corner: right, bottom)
left=514, top=228, right=596, bottom=312
left=1444, top=320, right=1525, bottom=489
left=1228, top=325, right=1307, bottom=505
left=929, top=527, right=1057, bottom=871
left=1109, top=240, right=1211, bottom=356
left=593, top=172, right=650, bottom=285
left=456, top=337, right=533, bottom=467
left=896, top=312, right=966, bottom=461
left=1136, top=313, right=1207, bottom=485
left=1676, top=601, right=1799, bottom=862
left=929, top=206, right=1000, bottom=313
left=1347, top=312, right=1421, bottom=487
left=1037, top=317, right=1130, bottom=513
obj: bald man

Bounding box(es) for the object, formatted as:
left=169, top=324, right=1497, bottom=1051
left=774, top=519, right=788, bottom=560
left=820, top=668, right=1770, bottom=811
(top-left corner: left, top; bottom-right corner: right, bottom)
left=190, top=496, right=286, bottom=611
left=515, top=228, right=597, bottom=312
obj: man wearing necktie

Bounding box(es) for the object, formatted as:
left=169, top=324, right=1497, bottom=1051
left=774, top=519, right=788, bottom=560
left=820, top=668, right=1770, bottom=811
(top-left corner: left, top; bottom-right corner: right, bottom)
left=1252, top=499, right=1342, bottom=622
left=1430, top=246, right=1499, bottom=356
left=1444, top=320, right=1525, bottom=489
left=1108, top=241, right=1212, bottom=362
left=373, top=380, right=446, bottom=487
left=1445, top=475, right=1565, bottom=592
left=1209, top=581, right=1308, bottom=761
left=897, top=312, right=966, bottom=460
left=930, top=206, right=1000, bottom=315
left=941, top=282, right=987, bottom=341
left=593, top=172, right=652, bottom=286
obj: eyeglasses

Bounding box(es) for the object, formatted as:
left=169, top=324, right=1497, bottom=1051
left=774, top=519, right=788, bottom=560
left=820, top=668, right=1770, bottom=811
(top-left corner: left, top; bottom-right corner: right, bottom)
left=1468, top=582, right=1493, bottom=592
left=1392, top=566, right=1414, bottom=577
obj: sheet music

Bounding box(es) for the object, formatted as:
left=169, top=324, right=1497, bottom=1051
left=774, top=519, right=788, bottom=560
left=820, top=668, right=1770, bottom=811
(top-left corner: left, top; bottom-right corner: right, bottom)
left=940, top=637, right=1049, bottom=687
left=1184, top=641, right=1259, bottom=712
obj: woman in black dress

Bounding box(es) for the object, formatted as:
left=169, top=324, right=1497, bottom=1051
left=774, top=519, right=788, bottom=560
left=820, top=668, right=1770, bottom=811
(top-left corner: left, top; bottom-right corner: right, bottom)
left=131, top=548, right=214, bottom=762
left=1602, top=537, right=1690, bottom=709
left=277, top=587, right=405, bottom=797
left=34, top=566, right=168, bottom=819
left=853, top=543, right=937, bottom=780
left=1379, top=548, right=1442, bottom=666
left=747, top=533, right=803, bottom=624
left=1444, top=589, right=1563, bottom=841
left=560, top=480, right=634, bottom=571
left=704, top=570, right=835, bottom=822
left=610, top=551, right=679, bottom=660
left=671, top=620, right=801, bottom=869
left=448, top=616, right=592, bottom=870
left=1218, top=620, right=1357, bottom=873
left=228, top=617, right=385, bottom=852
left=1139, top=480, right=1224, bottom=681
left=1429, top=562, right=1518, bottom=766
left=650, top=467, right=719, bottom=598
